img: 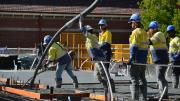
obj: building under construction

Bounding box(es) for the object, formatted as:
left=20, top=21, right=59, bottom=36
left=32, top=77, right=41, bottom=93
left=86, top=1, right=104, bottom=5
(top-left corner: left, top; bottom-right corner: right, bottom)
left=0, top=0, right=180, bottom=101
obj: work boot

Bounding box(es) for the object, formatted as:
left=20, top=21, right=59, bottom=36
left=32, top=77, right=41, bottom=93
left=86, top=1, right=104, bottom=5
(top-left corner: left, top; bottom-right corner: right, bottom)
left=56, top=78, right=62, bottom=88
left=140, top=85, right=147, bottom=101
left=98, top=79, right=108, bottom=89
left=104, top=86, right=108, bottom=101
left=110, top=79, right=116, bottom=93
left=130, top=85, right=139, bottom=100
left=72, top=76, right=78, bottom=88
left=172, top=75, right=179, bottom=88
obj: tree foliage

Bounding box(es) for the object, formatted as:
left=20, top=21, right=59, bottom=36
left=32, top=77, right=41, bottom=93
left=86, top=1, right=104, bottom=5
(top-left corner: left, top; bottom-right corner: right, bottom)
left=139, top=0, right=178, bottom=34
left=172, top=9, right=180, bottom=34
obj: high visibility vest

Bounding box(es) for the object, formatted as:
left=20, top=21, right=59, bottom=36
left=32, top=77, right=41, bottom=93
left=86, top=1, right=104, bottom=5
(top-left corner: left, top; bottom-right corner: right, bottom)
left=150, top=31, right=168, bottom=63
left=169, top=36, right=180, bottom=62
left=85, top=33, right=99, bottom=49
left=48, top=42, right=67, bottom=61
left=129, top=28, right=149, bottom=63
left=99, top=30, right=112, bottom=45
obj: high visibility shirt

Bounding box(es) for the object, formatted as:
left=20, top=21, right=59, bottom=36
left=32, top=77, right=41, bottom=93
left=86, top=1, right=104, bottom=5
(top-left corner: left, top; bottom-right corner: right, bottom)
left=99, top=30, right=112, bottom=45
left=48, top=42, right=66, bottom=61
left=150, top=32, right=168, bottom=50
left=99, top=30, right=112, bottom=60
left=150, top=31, right=168, bottom=63
left=169, top=36, right=180, bottom=62
left=129, top=28, right=149, bottom=63
left=85, top=33, right=99, bottom=49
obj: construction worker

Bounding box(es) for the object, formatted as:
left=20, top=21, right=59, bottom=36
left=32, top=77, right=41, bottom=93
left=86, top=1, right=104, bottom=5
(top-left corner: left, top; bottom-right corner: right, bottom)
left=79, top=23, right=110, bottom=91
left=98, top=19, right=115, bottom=92
left=167, top=25, right=180, bottom=88
left=128, top=13, right=149, bottom=100
left=148, top=21, right=169, bottom=98
left=43, top=35, right=78, bottom=88
left=81, top=25, right=105, bottom=60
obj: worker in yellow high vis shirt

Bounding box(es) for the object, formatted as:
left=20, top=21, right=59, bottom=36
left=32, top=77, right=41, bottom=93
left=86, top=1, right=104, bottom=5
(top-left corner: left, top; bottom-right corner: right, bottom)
left=128, top=13, right=149, bottom=101
left=148, top=21, right=169, bottom=99
left=79, top=23, right=111, bottom=94
left=43, top=35, right=78, bottom=88
left=81, top=25, right=104, bottom=60
left=98, top=19, right=115, bottom=93
left=167, top=25, right=180, bottom=88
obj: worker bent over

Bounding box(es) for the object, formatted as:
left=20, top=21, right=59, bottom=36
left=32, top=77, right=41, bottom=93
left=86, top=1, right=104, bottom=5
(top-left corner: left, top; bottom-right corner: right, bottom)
left=43, top=35, right=78, bottom=88
left=128, top=13, right=149, bottom=101
left=167, top=25, right=180, bottom=88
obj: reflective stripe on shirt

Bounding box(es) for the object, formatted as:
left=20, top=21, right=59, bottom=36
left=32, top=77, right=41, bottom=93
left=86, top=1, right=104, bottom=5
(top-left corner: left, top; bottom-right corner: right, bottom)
left=169, top=36, right=180, bottom=62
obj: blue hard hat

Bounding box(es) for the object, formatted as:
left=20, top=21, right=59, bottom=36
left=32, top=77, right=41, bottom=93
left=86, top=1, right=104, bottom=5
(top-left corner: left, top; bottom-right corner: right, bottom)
left=43, top=35, right=52, bottom=45
left=128, top=13, right=141, bottom=23
left=148, top=21, right=158, bottom=29
left=98, top=19, right=107, bottom=26
left=167, top=25, right=175, bottom=32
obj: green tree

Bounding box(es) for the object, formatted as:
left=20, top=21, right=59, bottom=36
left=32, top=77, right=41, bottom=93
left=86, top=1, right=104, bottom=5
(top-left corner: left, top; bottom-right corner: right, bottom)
left=139, top=0, right=177, bottom=33
left=172, top=9, right=180, bottom=34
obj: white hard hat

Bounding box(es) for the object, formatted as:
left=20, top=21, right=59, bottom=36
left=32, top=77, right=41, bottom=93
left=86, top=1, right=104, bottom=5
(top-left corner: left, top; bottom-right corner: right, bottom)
left=98, top=19, right=107, bottom=26
left=85, top=25, right=93, bottom=31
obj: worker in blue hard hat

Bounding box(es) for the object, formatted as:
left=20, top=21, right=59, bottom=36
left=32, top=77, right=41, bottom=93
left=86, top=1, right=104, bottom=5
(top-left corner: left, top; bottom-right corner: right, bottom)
left=148, top=21, right=169, bottom=98
left=128, top=13, right=149, bottom=101
left=43, top=35, right=78, bottom=89
left=167, top=25, right=180, bottom=88
left=98, top=18, right=116, bottom=93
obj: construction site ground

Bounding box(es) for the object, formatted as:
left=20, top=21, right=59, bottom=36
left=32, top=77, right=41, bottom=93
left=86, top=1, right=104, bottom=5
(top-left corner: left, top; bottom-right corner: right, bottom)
left=0, top=70, right=180, bottom=100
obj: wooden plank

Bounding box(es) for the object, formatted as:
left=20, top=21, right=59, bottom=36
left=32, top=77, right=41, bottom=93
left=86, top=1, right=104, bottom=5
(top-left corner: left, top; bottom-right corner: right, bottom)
left=0, top=77, right=8, bottom=83
left=0, top=86, right=41, bottom=99
left=0, top=86, right=90, bottom=99
left=89, top=93, right=105, bottom=101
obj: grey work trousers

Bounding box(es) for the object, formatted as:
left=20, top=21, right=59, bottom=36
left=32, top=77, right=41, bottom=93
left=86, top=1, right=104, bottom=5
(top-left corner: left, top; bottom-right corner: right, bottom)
left=129, top=64, right=147, bottom=100
left=155, top=65, right=168, bottom=97
left=95, top=63, right=109, bottom=88
left=172, top=62, right=180, bottom=88
left=95, top=63, right=116, bottom=91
